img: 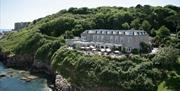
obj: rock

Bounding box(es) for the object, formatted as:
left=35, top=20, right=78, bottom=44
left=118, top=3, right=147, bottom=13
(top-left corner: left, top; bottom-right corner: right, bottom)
left=6, top=54, right=34, bottom=69
left=48, top=84, right=54, bottom=89
left=21, top=77, right=32, bottom=82
left=0, top=74, right=6, bottom=78
left=55, top=75, right=72, bottom=91
left=20, top=75, right=38, bottom=82
left=32, top=59, right=55, bottom=76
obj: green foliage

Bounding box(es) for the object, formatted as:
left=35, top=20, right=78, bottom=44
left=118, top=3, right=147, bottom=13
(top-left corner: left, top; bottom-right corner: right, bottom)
left=130, top=18, right=141, bottom=29
left=131, top=48, right=139, bottom=54
left=51, top=48, right=165, bottom=90
left=27, top=5, right=179, bottom=39
left=152, top=47, right=180, bottom=69
left=122, top=22, right=130, bottom=29
left=0, top=30, right=36, bottom=53
left=140, top=42, right=151, bottom=53
left=14, top=33, right=48, bottom=54
left=156, top=26, right=170, bottom=38
left=35, top=39, right=65, bottom=63
left=142, top=20, right=151, bottom=33
left=39, top=17, right=76, bottom=37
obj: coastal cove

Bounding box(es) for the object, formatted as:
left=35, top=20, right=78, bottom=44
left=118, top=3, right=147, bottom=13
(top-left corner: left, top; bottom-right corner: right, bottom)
left=0, top=61, right=52, bottom=91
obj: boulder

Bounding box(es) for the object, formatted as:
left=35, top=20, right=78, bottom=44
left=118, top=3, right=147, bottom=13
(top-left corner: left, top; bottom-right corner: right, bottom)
left=55, top=75, right=72, bottom=91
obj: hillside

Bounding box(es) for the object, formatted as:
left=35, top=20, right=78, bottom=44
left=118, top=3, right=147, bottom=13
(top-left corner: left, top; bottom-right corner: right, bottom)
left=0, top=5, right=180, bottom=91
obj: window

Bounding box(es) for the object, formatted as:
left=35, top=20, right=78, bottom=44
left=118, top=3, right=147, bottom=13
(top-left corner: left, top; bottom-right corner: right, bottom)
left=134, top=32, right=138, bottom=35
left=102, top=31, right=106, bottom=34
left=101, top=35, right=104, bottom=40
left=119, top=31, right=123, bottom=35
left=97, top=31, right=101, bottom=34
left=120, top=37, right=123, bottom=43
left=107, top=31, right=112, bottom=34
left=88, top=30, right=95, bottom=34
left=113, top=31, right=117, bottom=34
left=93, top=35, right=97, bottom=41
left=110, top=36, right=114, bottom=42
left=128, top=47, right=132, bottom=52
left=125, top=31, right=133, bottom=35
left=115, top=36, right=119, bottom=43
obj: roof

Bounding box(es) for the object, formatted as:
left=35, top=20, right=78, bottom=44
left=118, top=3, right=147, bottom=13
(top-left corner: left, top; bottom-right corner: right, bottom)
left=82, top=29, right=148, bottom=36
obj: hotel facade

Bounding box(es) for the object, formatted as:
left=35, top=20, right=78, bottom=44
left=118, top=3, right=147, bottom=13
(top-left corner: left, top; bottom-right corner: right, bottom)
left=66, top=29, right=151, bottom=52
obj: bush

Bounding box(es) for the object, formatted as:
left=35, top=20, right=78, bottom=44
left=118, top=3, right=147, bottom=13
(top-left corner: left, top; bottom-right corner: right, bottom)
left=152, top=47, right=180, bottom=69
left=14, top=33, right=47, bottom=54
left=51, top=48, right=164, bottom=90
left=35, top=39, right=64, bottom=63
left=132, top=48, right=139, bottom=54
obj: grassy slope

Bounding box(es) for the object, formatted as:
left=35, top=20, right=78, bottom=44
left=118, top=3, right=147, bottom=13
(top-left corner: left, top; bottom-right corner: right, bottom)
left=0, top=29, right=35, bottom=53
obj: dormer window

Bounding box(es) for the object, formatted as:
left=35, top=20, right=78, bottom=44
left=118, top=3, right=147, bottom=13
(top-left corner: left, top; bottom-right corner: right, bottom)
left=97, top=31, right=101, bottom=34
left=119, top=31, right=123, bottom=35
left=113, top=31, right=117, bottom=34
left=102, top=31, right=106, bottom=34
left=88, top=30, right=95, bottom=34
left=107, top=31, right=111, bottom=34
left=134, top=32, right=138, bottom=35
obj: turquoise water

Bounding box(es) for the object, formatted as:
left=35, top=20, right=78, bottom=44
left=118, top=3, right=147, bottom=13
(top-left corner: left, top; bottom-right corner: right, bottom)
left=0, top=62, right=52, bottom=91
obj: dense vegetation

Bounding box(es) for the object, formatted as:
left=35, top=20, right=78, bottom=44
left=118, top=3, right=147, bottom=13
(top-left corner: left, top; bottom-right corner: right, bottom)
left=0, top=4, right=180, bottom=91
left=50, top=47, right=179, bottom=90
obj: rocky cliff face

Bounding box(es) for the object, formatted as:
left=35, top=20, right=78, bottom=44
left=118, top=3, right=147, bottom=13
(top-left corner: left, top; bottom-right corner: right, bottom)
left=55, top=75, right=72, bottom=91
left=0, top=51, right=10, bottom=64
left=32, top=59, right=55, bottom=76
left=0, top=52, right=55, bottom=76
left=5, top=54, right=34, bottom=69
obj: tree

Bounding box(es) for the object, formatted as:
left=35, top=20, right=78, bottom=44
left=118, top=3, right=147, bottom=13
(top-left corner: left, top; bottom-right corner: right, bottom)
left=64, top=31, right=73, bottom=39
left=142, top=20, right=151, bottom=33
left=136, top=4, right=143, bottom=9
left=130, top=18, right=141, bottom=29
left=122, top=22, right=130, bottom=29
left=156, top=26, right=170, bottom=38
left=140, top=42, right=151, bottom=54
left=166, top=14, right=180, bottom=37
left=153, top=7, right=175, bottom=29
left=152, top=47, right=179, bottom=69
left=150, top=28, right=156, bottom=37
left=131, top=48, right=139, bottom=54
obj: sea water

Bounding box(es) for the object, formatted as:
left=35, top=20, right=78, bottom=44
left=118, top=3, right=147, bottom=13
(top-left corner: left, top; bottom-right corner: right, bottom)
left=0, top=62, right=52, bottom=91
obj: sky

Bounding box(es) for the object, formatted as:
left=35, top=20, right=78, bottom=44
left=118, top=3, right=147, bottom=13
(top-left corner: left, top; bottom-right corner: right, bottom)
left=0, top=0, right=180, bottom=29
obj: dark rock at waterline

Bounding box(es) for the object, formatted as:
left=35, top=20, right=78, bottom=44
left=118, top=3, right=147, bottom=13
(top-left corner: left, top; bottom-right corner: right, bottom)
left=0, top=74, right=6, bottom=78
left=0, top=52, right=8, bottom=64
left=32, top=59, right=55, bottom=76
left=6, top=54, right=34, bottom=69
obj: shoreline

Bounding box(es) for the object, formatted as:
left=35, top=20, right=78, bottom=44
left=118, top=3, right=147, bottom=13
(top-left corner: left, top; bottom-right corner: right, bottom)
left=0, top=52, right=55, bottom=91
left=0, top=61, right=53, bottom=91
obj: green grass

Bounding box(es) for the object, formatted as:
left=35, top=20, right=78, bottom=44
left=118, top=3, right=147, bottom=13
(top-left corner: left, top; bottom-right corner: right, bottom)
left=0, top=30, right=35, bottom=53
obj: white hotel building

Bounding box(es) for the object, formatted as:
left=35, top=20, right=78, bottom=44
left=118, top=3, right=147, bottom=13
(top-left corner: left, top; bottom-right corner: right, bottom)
left=66, top=29, right=151, bottom=52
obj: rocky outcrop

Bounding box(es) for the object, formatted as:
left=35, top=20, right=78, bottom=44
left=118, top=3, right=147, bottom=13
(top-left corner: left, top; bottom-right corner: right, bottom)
left=55, top=75, right=72, bottom=91
left=6, top=54, right=34, bottom=69
left=32, top=59, right=55, bottom=76
left=0, top=51, right=8, bottom=64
